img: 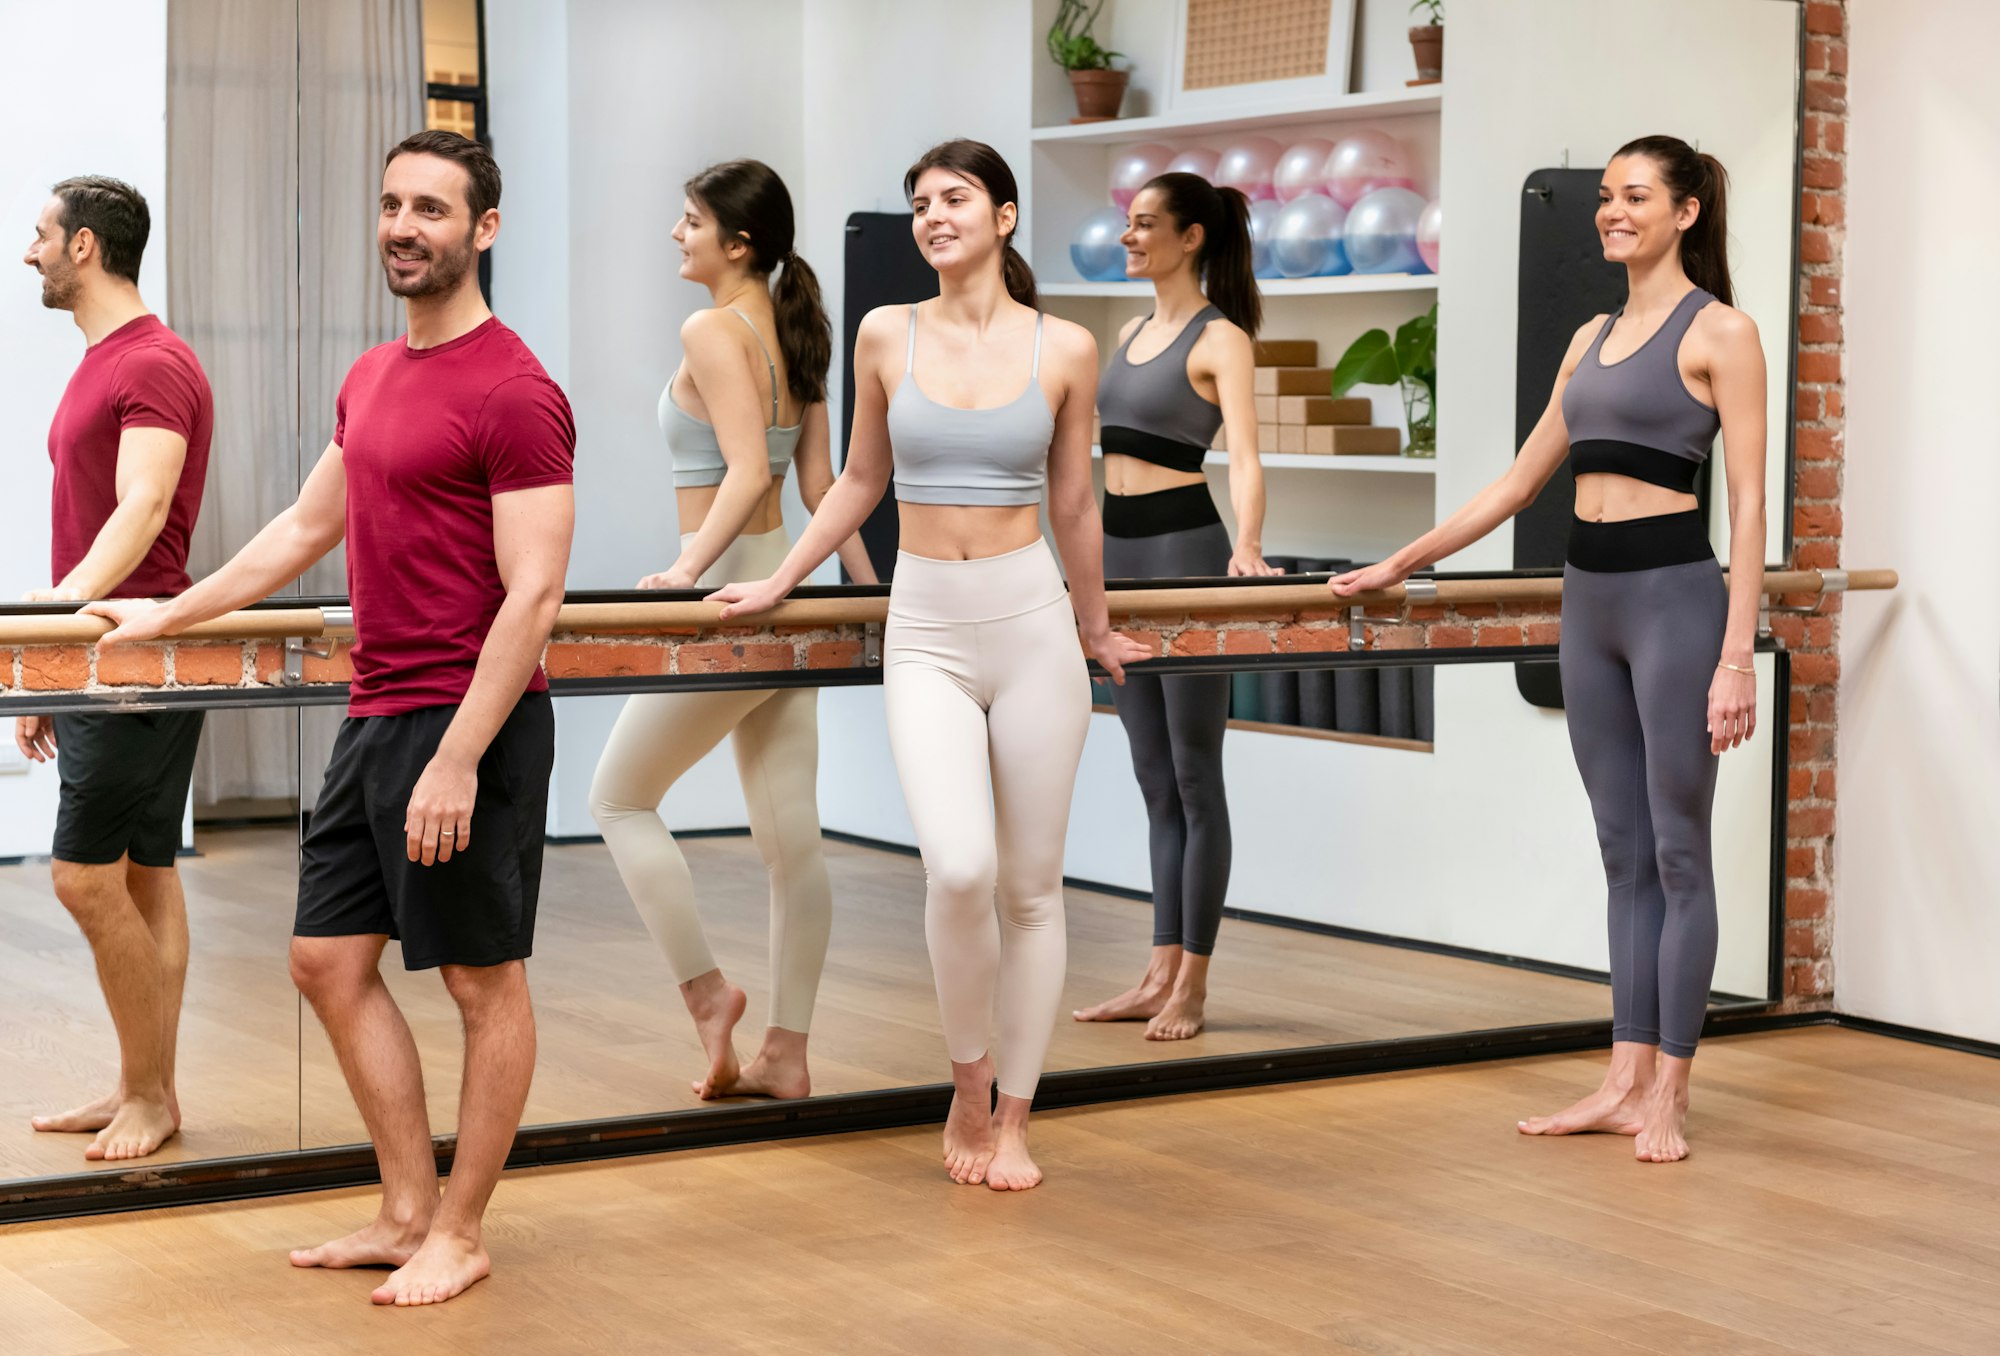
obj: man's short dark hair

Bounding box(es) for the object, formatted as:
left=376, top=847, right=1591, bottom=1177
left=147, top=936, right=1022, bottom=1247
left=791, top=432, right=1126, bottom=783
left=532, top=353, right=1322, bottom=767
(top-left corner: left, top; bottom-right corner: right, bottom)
left=50, top=176, right=150, bottom=285
left=385, top=130, right=502, bottom=219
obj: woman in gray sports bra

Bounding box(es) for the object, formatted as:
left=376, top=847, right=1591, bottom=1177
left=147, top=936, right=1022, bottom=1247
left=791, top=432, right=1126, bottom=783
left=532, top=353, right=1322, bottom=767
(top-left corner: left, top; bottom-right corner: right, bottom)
left=1073, top=172, right=1274, bottom=1044
left=711, top=140, right=1151, bottom=1192
left=589, top=161, right=874, bottom=1106
left=1332, top=135, right=1766, bottom=1165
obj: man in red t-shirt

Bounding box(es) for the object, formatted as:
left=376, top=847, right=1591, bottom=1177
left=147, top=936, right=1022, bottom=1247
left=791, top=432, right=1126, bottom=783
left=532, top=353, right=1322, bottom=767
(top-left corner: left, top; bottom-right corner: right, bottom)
left=16, top=175, right=213, bottom=1164
left=94, top=132, right=575, bottom=1308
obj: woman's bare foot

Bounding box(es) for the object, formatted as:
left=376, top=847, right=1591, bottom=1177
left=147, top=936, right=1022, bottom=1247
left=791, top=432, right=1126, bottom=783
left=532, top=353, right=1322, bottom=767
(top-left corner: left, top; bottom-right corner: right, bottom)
left=1144, top=990, right=1206, bottom=1041
left=683, top=971, right=747, bottom=1100
left=370, top=1231, right=491, bottom=1307
left=33, top=1087, right=182, bottom=1135
left=985, top=1093, right=1042, bottom=1192
left=83, top=1096, right=179, bottom=1160
left=709, top=1028, right=811, bottom=1099
left=290, top=1215, right=430, bottom=1271
left=1075, top=946, right=1183, bottom=1023
left=942, top=1056, right=996, bottom=1185
left=1517, top=1082, right=1646, bottom=1137
left=1635, top=1054, right=1693, bottom=1163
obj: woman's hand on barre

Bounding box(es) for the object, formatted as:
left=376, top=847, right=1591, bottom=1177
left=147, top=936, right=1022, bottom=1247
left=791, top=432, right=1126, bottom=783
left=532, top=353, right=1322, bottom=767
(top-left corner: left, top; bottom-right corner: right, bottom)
left=636, top=567, right=698, bottom=590
left=1328, top=560, right=1410, bottom=597
left=706, top=576, right=790, bottom=621
left=80, top=598, right=171, bottom=647
left=1084, top=628, right=1156, bottom=686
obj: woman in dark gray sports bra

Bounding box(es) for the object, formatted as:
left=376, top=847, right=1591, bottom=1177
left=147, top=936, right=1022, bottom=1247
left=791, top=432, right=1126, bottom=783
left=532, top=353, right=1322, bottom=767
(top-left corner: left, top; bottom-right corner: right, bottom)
left=1073, top=172, right=1274, bottom=1043
left=1332, top=135, right=1767, bottom=1165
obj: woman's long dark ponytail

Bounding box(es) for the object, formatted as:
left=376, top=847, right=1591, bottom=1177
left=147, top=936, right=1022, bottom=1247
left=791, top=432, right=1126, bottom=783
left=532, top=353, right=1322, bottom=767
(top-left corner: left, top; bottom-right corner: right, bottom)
left=1614, top=134, right=1734, bottom=307
left=684, top=159, right=832, bottom=404
left=1140, top=171, right=1262, bottom=338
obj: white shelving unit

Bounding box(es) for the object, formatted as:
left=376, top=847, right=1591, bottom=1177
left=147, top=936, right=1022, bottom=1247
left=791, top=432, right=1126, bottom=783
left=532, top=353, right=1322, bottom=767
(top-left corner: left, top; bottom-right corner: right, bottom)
left=1030, top=86, right=1442, bottom=144
left=1043, top=274, right=1438, bottom=299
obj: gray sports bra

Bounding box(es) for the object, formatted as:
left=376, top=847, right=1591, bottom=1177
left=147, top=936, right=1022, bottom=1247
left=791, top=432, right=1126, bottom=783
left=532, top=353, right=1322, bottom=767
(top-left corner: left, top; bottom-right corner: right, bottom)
left=658, top=307, right=803, bottom=489
left=887, top=304, right=1053, bottom=507
left=1097, top=304, right=1224, bottom=475
left=1559, top=287, right=1721, bottom=494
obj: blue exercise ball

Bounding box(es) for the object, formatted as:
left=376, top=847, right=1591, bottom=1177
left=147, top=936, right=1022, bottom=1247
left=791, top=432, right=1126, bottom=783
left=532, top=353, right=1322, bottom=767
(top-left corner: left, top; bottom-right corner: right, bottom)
left=1271, top=192, right=1350, bottom=278
left=1069, top=207, right=1130, bottom=282
left=1248, top=198, right=1283, bottom=279
left=1344, top=187, right=1428, bottom=274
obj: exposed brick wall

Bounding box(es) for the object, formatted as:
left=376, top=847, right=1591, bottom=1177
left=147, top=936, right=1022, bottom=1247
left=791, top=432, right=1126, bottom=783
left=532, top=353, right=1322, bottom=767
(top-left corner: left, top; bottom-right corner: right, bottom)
left=1784, top=0, right=1848, bottom=1003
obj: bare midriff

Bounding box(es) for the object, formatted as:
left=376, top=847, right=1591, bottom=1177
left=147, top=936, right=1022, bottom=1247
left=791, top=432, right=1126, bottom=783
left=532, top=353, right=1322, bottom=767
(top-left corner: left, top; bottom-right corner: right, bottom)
left=1101, top=453, right=1206, bottom=497
left=1572, top=473, right=1699, bottom=523
left=896, top=502, right=1043, bottom=561
left=675, top=476, right=788, bottom=539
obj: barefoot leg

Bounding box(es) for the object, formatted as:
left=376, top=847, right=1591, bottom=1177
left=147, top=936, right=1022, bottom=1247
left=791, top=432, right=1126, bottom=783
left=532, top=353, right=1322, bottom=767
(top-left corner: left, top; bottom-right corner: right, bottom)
left=984, top=1093, right=1042, bottom=1192
left=1145, top=951, right=1210, bottom=1041
left=1518, top=1041, right=1656, bottom=1137
left=31, top=1089, right=121, bottom=1135
left=724, top=1027, right=812, bottom=1100
left=681, top=970, right=746, bottom=1099
left=1635, top=1052, right=1693, bottom=1163
left=941, top=1055, right=996, bottom=1186
left=1074, top=944, right=1180, bottom=1023
left=126, top=863, right=190, bottom=1128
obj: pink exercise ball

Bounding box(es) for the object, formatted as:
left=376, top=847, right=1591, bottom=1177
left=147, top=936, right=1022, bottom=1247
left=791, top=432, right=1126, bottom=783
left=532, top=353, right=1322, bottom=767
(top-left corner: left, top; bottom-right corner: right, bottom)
left=1166, top=147, right=1221, bottom=183
left=1110, top=143, right=1178, bottom=209
left=1417, top=199, right=1441, bottom=273
left=1272, top=138, right=1335, bottom=204
left=1324, top=129, right=1417, bottom=209
left=1216, top=136, right=1282, bottom=202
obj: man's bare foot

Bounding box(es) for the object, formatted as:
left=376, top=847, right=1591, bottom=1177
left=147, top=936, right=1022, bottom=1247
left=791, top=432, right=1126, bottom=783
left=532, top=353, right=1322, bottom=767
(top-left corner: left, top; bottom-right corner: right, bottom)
left=942, top=1056, right=996, bottom=1185
left=290, top=1216, right=429, bottom=1271
left=1145, top=990, right=1206, bottom=1041
left=1073, top=981, right=1169, bottom=1023
left=1635, top=1087, right=1691, bottom=1163
left=369, top=1231, right=490, bottom=1307
left=1517, top=1082, right=1646, bottom=1137
left=83, top=1096, right=178, bottom=1160
left=685, top=977, right=747, bottom=1100
left=33, top=1087, right=182, bottom=1135
left=985, top=1095, right=1041, bottom=1192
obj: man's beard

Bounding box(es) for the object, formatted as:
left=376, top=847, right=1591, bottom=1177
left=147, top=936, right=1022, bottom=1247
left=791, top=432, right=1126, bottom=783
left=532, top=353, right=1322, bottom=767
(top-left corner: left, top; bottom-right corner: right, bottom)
left=38, top=260, right=79, bottom=310
left=381, top=233, right=475, bottom=298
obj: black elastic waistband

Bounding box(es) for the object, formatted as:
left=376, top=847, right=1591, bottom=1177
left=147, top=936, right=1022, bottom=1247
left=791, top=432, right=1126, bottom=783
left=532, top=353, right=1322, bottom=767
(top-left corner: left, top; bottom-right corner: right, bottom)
left=1101, top=424, right=1211, bottom=476
left=1569, top=439, right=1703, bottom=494
left=1103, top=482, right=1223, bottom=538
left=1566, top=510, right=1713, bottom=573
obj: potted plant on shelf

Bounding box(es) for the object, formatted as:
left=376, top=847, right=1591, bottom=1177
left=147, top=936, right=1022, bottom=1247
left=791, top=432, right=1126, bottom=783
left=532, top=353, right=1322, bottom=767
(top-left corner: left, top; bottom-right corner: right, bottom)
left=1049, top=0, right=1128, bottom=122
left=1330, top=303, right=1437, bottom=458
left=1409, top=0, right=1443, bottom=85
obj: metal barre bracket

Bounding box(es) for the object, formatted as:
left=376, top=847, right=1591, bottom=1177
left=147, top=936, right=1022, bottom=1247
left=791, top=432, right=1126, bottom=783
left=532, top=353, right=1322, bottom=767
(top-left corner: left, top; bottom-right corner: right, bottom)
left=863, top=622, right=883, bottom=668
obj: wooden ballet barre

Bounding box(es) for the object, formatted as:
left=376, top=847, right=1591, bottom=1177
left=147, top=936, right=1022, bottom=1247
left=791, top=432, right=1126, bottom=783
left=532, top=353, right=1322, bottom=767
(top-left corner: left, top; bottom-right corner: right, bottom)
left=0, top=570, right=1897, bottom=647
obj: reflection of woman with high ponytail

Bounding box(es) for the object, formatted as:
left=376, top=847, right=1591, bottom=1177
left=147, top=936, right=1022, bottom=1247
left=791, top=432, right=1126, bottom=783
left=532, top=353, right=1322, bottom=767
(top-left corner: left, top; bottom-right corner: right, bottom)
left=1332, top=136, right=1766, bottom=1164
left=1074, top=171, right=1273, bottom=1043
left=589, top=160, right=874, bottom=1103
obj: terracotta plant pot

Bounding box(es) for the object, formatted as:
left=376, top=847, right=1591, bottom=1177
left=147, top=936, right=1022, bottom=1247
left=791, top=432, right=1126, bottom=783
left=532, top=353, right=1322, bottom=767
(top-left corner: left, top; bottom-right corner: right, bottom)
left=1408, top=25, right=1443, bottom=83
left=1068, top=68, right=1129, bottom=121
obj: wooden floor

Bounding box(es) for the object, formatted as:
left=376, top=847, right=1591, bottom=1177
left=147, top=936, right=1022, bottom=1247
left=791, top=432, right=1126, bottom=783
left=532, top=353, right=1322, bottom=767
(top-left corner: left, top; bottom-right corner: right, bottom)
left=0, top=826, right=1611, bottom=1180
left=3, top=1027, right=1997, bottom=1354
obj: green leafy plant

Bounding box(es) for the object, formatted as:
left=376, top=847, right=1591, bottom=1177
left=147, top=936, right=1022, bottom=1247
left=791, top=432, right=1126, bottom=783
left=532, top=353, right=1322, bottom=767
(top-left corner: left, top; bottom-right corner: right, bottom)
left=1330, top=302, right=1437, bottom=456
left=1048, top=0, right=1123, bottom=71
left=1409, top=0, right=1444, bottom=24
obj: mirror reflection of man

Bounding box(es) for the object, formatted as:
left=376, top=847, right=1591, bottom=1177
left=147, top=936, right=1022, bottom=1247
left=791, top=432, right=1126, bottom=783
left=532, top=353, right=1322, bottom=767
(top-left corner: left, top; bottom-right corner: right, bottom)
left=92, top=130, right=574, bottom=1308
left=17, top=175, right=213, bottom=1162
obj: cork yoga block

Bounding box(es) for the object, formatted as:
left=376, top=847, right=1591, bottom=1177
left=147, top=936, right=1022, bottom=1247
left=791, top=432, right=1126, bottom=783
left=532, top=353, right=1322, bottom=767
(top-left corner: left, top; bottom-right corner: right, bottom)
left=1253, top=339, right=1317, bottom=366
left=1253, top=367, right=1339, bottom=396
left=1275, top=396, right=1373, bottom=426
left=1307, top=425, right=1404, bottom=455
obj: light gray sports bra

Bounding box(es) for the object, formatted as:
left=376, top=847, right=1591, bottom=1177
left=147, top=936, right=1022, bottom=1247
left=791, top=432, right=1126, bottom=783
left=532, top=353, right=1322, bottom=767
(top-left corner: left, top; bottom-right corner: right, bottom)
left=658, top=307, right=803, bottom=489
left=887, top=304, right=1053, bottom=507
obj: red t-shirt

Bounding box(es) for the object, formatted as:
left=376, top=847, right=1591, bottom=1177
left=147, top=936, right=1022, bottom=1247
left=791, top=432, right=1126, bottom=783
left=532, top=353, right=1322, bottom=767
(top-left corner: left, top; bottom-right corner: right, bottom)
left=48, top=314, right=213, bottom=598
left=334, top=317, right=575, bottom=716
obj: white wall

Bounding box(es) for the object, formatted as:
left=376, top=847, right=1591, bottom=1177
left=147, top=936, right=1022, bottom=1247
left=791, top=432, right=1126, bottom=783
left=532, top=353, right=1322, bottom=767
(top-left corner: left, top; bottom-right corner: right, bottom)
left=1833, top=0, right=2000, bottom=1042
left=0, top=0, right=168, bottom=856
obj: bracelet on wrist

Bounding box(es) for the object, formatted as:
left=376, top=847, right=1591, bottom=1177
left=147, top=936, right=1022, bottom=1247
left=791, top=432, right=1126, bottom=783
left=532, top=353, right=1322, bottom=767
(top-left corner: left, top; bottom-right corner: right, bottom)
left=1716, top=661, right=1755, bottom=675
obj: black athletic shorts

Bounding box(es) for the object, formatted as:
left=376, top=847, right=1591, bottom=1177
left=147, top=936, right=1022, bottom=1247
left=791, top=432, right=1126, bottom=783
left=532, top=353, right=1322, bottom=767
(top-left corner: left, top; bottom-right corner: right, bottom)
left=295, top=692, right=553, bottom=970
left=52, top=710, right=205, bottom=867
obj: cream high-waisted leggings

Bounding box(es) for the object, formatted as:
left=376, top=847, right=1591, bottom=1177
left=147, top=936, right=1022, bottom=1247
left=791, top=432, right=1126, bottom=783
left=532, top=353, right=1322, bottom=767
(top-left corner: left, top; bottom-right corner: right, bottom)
left=588, top=528, right=831, bottom=1034
left=884, top=539, right=1092, bottom=1099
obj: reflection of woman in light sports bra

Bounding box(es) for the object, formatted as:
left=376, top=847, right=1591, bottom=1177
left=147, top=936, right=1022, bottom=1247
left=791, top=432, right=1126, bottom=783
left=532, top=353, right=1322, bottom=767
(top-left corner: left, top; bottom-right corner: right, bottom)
left=1333, top=136, right=1765, bottom=1165
left=710, top=140, right=1152, bottom=1191
left=589, top=160, right=875, bottom=1103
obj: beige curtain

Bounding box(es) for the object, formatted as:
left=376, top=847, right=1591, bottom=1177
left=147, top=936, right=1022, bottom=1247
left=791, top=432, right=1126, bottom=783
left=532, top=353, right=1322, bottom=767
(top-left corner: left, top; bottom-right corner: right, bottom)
left=167, top=0, right=422, bottom=808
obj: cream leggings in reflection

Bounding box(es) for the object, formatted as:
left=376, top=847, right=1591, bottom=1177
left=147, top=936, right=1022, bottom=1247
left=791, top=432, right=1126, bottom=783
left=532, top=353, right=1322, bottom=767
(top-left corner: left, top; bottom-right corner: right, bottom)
left=588, top=528, right=832, bottom=1034
left=885, top=540, right=1092, bottom=1100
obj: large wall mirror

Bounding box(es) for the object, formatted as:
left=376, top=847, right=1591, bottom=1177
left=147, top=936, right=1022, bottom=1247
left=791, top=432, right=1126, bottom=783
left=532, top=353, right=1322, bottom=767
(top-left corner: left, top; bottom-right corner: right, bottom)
left=0, top=0, right=1802, bottom=1213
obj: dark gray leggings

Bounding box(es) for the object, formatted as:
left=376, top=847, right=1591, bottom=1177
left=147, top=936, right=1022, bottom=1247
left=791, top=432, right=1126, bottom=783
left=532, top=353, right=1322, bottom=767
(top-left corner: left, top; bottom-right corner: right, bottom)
left=1559, top=557, right=1727, bottom=1059
left=1104, top=521, right=1234, bottom=956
